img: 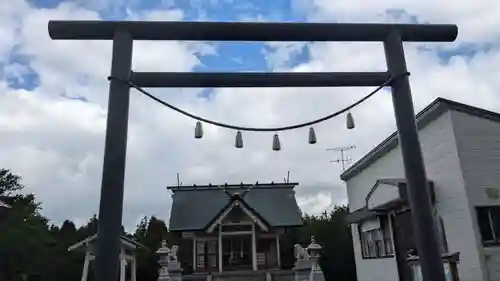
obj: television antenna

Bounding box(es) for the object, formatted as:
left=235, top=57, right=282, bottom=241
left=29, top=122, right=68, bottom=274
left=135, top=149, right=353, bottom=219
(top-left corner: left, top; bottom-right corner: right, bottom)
left=326, top=145, right=356, bottom=171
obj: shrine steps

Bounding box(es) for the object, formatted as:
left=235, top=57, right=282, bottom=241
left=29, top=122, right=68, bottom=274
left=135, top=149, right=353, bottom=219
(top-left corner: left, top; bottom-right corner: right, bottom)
left=183, top=269, right=294, bottom=281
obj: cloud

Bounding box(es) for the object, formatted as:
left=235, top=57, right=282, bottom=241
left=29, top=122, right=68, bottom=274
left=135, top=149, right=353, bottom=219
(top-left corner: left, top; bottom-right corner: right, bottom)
left=294, top=0, right=500, bottom=44
left=0, top=1, right=207, bottom=229
left=1, top=0, right=499, bottom=232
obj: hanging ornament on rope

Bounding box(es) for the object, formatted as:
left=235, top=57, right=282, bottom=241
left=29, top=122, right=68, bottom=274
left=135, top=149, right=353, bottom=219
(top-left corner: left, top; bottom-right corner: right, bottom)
left=346, top=112, right=355, bottom=129
left=308, top=127, right=317, bottom=144
left=235, top=131, right=243, bottom=148
left=195, top=121, right=204, bottom=139
left=272, top=134, right=281, bottom=151
left=110, top=71, right=409, bottom=151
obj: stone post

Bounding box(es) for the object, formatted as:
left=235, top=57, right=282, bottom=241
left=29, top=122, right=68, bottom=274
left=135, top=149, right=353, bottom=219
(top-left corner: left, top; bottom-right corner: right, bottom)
left=293, top=239, right=312, bottom=281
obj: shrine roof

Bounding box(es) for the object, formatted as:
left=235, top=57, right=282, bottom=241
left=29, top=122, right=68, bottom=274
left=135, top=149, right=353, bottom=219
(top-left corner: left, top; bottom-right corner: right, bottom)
left=167, top=182, right=304, bottom=231
left=68, top=234, right=146, bottom=252
left=0, top=199, right=10, bottom=208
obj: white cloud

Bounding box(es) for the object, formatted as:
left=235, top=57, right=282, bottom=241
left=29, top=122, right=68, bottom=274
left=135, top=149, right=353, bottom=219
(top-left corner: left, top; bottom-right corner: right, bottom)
left=0, top=1, right=29, bottom=61
left=294, top=0, right=500, bottom=44
left=1, top=0, right=499, bottom=232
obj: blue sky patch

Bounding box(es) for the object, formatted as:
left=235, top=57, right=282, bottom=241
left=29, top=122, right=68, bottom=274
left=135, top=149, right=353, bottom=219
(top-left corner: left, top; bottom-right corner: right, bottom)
left=27, top=0, right=64, bottom=9
left=195, top=42, right=270, bottom=72
left=417, top=42, right=497, bottom=65
left=173, top=0, right=305, bottom=22
left=4, top=47, right=40, bottom=91
left=5, top=0, right=486, bottom=94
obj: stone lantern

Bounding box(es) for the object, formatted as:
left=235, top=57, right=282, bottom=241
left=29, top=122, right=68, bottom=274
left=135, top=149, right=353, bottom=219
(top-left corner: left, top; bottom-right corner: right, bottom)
left=306, top=236, right=325, bottom=281
left=156, top=240, right=182, bottom=281
left=157, top=240, right=171, bottom=281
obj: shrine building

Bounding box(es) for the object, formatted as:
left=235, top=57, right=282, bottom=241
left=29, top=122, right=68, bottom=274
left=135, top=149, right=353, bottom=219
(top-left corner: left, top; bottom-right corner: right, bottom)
left=167, top=182, right=304, bottom=274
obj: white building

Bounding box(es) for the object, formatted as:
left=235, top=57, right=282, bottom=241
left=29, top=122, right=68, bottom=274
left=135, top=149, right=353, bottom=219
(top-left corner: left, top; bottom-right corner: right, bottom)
left=341, top=98, right=500, bottom=281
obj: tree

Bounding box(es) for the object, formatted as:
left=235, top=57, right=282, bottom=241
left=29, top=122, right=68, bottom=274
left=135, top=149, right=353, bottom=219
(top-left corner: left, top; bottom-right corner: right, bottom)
left=134, top=216, right=149, bottom=241
left=0, top=169, right=24, bottom=196
left=59, top=220, right=78, bottom=240
left=76, top=214, right=98, bottom=240
left=298, top=207, right=357, bottom=281
left=0, top=169, right=54, bottom=281
left=134, top=216, right=170, bottom=281
left=0, top=168, right=359, bottom=281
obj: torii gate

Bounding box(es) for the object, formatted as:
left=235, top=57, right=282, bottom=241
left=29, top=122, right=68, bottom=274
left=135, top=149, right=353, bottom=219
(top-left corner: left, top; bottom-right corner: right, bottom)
left=68, top=234, right=145, bottom=281
left=48, top=20, right=458, bottom=281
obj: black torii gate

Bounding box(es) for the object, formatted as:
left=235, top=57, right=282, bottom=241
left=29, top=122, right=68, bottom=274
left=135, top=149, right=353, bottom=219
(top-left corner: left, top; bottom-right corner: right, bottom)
left=48, top=21, right=458, bottom=281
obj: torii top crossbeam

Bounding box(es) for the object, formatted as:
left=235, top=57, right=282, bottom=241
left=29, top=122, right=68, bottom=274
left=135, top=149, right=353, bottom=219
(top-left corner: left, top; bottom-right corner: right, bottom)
left=47, top=21, right=457, bottom=89
left=48, top=21, right=457, bottom=42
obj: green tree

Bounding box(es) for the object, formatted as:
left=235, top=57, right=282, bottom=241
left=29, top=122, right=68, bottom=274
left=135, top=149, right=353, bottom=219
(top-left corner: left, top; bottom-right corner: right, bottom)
left=0, top=168, right=359, bottom=281
left=0, top=169, right=54, bottom=281
left=47, top=220, right=85, bottom=281
left=134, top=216, right=149, bottom=241
left=0, top=168, right=24, bottom=196
left=300, top=206, right=357, bottom=281
left=134, top=216, right=170, bottom=281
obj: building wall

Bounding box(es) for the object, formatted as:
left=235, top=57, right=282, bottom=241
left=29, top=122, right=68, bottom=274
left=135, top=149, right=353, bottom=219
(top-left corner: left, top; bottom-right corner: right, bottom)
left=345, top=111, right=484, bottom=281
left=367, top=183, right=400, bottom=209
left=452, top=111, right=500, bottom=281
left=485, top=248, right=500, bottom=281
left=350, top=223, right=399, bottom=281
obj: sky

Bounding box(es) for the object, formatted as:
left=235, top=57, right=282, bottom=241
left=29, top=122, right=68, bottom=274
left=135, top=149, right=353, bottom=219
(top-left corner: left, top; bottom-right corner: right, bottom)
left=1, top=0, right=500, bottom=231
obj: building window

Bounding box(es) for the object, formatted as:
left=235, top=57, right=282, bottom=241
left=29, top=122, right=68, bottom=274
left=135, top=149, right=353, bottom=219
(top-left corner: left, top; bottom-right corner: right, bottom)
left=361, top=229, right=379, bottom=258
left=476, top=206, right=500, bottom=246
left=196, top=241, right=205, bottom=269
left=256, top=237, right=278, bottom=269
left=381, top=216, right=394, bottom=255
left=436, top=215, right=448, bottom=253
left=207, top=240, right=218, bottom=268
left=359, top=216, right=394, bottom=259
left=195, top=240, right=218, bottom=270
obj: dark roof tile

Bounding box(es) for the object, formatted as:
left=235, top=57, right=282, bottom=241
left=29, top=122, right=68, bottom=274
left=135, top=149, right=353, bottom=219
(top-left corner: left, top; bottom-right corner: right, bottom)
left=168, top=183, right=303, bottom=231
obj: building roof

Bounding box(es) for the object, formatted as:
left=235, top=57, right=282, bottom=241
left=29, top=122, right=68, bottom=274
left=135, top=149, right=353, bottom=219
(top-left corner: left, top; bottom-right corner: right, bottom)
left=340, top=97, right=500, bottom=181
left=68, top=234, right=146, bottom=252
left=205, top=193, right=270, bottom=233
left=167, top=182, right=304, bottom=231
left=345, top=207, right=382, bottom=224
left=346, top=178, right=435, bottom=223
left=0, top=199, right=10, bottom=208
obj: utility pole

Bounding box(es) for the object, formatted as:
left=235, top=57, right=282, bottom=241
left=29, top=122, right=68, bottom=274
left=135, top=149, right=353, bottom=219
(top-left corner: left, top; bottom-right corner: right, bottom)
left=326, top=145, right=355, bottom=171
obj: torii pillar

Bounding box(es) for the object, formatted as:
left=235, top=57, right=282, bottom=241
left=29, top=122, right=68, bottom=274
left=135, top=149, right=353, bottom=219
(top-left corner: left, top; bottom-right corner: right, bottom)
left=68, top=234, right=144, bottom=281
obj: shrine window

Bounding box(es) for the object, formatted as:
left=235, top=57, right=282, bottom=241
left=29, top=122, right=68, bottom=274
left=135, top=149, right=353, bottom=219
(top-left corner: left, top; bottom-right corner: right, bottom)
left=195, top=240, right=218, bottom=271
left=256, top=237, right=278, bottom=269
